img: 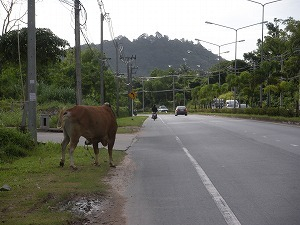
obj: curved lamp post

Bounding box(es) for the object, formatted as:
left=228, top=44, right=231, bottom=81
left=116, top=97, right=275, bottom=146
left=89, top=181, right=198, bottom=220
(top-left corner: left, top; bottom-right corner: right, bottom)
left=195, top=39, right=245, bottom=86
left=245, top=0, right=282, bottom=108
left=205, top=21, right=267, bottom=108
left=246, top=0, right=282, bottom=62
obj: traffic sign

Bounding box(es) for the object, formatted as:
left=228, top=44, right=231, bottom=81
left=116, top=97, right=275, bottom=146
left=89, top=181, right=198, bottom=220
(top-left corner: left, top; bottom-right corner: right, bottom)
left=128, top=91, right=137, bottom=99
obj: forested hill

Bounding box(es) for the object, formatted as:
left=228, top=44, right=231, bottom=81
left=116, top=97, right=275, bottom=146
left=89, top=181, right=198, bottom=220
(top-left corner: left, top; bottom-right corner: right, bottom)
left=84, top=32, right=219, bottom=76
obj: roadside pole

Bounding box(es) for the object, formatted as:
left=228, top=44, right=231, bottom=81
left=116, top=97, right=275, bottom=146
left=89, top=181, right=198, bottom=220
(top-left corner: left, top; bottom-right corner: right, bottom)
left=27, top=0, right=37, bottom=143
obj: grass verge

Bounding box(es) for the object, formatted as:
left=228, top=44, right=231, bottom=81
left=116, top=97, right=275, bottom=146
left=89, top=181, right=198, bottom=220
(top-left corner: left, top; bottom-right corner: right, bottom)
left=0, top=142, right=125, bottom=224
left=117, top=116, right=148, bottom=133
left=196, top=112, right=300, bottom=125
left=0, top=111, right=147, bottom=224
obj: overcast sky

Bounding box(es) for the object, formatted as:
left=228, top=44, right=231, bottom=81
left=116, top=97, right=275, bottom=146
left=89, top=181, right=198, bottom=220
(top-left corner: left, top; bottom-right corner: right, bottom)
left=2, top=0, right=300, bottom=63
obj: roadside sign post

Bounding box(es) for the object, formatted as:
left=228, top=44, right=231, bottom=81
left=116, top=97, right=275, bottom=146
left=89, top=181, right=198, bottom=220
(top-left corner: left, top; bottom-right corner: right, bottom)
left=128, top=91, right=137, bottom=116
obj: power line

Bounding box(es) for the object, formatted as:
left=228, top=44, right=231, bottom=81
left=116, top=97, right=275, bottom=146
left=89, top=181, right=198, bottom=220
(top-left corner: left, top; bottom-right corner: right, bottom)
left=96, top=0, right=119, bottom=49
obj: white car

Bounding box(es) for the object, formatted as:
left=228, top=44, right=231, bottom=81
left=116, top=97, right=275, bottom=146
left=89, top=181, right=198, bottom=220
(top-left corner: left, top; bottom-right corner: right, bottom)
left=225, top=100, right=239, bottom=108
left=158, top=105, right=168, bottom=113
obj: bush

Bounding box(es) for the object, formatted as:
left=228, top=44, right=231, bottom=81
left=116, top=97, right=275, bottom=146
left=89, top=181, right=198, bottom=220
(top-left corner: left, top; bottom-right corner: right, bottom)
left=0, top=128, right=35, bottom=163
left=194, top=107, right=298, bottom=118
left=0, top=110, right=23, bottom=127
left=38, top=84, right=75, bottom=104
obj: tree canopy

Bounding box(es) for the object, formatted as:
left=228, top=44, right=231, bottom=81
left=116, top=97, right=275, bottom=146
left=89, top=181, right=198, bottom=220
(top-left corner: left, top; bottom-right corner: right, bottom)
left=0, top=18, right=299, bottom=117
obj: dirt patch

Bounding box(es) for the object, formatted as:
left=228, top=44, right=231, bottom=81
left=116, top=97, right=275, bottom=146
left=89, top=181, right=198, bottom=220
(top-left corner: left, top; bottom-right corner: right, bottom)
left=72, top=153, right=135, bottom=225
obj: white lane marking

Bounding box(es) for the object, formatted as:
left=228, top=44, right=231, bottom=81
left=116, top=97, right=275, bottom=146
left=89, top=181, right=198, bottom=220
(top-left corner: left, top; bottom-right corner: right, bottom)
left=290, top=144, right=299, bottom=147
left=167, top=121, right=202, bottom=125
left=175, top=136, right=241, bottom=225
left=162, top=118, right=241, bottom=224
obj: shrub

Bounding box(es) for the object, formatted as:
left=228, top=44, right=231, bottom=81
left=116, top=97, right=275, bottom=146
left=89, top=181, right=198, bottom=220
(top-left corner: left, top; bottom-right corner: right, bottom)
left=0, top=128, right=35, bottom=163
left=0, top=110, right=23, bottom=127
left=38, top=84, right=75, bottom=104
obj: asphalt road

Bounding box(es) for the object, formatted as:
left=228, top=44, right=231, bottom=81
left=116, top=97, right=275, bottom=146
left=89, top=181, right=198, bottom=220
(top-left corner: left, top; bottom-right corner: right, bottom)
left=125, top=114, right=300, bottom=225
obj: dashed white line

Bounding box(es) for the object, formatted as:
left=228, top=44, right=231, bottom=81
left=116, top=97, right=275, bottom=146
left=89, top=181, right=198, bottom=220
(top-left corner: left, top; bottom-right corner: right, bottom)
left=290, top=144, right=299, bottom=147
left=162, top=118, right=241, bottom=225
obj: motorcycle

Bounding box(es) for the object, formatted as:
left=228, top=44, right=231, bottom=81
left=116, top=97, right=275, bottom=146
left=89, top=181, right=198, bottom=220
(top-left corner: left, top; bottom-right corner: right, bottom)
left=152, top=112, right=157, bottom=121
left=133, top=109, right=137, bottom=116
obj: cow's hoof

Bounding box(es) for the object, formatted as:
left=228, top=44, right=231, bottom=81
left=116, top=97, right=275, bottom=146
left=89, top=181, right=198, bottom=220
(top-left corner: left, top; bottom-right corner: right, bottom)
left=60, top=161, right=64, bottom=167
left=94, top=162, right=100, bottom=167
left=110, top=163, right=116, bottom=168
left=70, top=165, right=78, bottom=170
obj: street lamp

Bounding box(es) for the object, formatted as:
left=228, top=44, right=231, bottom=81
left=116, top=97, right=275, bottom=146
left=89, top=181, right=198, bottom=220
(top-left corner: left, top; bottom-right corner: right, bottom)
left=205, top=21, right=266, bottom=75
left=246, top=0, right=282, bottom=62
left=245, top=0, right=282, bottom=108
left=195, top=39, right=245, bottom=86
left=205, top=20, right=266, bottom=108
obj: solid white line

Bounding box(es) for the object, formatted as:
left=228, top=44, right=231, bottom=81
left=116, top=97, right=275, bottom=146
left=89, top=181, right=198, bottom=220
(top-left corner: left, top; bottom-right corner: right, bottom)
left=176, top=136, right=241, bottom=225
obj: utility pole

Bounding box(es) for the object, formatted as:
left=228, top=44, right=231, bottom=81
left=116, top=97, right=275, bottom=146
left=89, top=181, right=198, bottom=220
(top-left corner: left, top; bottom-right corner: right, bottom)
left=27, top=0, right=37, bottom=143
left=100, top=13, right=105, bottom=105
left=75, top=0, right=82, bottom=105
left=142, top=78, right=145, bottom=112
left=115, top=41, right=120, bottom=116
left=120, top=55, right=136, bottom=116
left=128, top=62, right=132, bottom=116
left=96, top=0, right=106, bottom=105
left=173, top=75, right=175, bottom=110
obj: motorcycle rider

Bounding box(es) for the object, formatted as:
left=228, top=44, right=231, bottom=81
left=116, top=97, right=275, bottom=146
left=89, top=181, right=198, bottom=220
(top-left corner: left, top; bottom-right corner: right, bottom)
left=152, top=104, right=158, bottom=113
left=151, top=104, right=158, bottom=120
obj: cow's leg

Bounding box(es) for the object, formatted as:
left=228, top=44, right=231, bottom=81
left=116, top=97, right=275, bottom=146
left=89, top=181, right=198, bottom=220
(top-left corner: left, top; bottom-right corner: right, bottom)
left=60, top=134, right=70, bottom=167
left=108, top=140, right=115, bottom=167
left=69, top=138, right=79, bottom=170
left=93, top=143, right=100, bottom=166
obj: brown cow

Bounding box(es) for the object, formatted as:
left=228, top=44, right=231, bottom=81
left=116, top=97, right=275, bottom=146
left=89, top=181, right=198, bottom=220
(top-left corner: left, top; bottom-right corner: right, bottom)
left=59, top=103, right=118, bottom=169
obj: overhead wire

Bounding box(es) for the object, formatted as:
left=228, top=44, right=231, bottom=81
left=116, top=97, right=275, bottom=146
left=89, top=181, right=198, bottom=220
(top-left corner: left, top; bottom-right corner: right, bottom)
left=57, top=0, right=123, bottom=73
left=96, top=0, right=120, bottom=51
left=95, top=0, right=125, bottom=73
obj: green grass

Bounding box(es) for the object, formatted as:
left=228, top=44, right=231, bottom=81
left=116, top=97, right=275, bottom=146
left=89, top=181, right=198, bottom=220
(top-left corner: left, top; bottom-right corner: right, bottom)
left=117, top=116, right=147, bottom=127
left=117, top=116, right=147, bottom=133
left=0, top=113, right=144, bottom=224
left=0, top=142, right=125, bottom=224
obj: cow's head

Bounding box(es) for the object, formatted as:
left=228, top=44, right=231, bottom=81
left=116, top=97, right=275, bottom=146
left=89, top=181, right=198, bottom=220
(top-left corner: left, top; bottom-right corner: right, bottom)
left=104, top=102, right=111, bottom=107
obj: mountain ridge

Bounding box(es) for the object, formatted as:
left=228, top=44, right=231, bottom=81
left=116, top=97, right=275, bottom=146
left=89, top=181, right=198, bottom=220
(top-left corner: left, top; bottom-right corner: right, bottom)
left=84, top=32, right=220, bottom=76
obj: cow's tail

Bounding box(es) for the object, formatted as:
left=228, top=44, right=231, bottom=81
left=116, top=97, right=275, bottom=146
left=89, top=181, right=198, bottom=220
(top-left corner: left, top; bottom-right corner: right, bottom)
left=57, top=108, right=66, bottom=129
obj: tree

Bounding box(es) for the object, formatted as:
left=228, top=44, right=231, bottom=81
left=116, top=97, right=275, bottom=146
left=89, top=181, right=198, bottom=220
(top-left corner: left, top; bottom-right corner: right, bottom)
left=56, top=47, right=117, bottom=105
left=191, top=86, right=201, bottom=109
left=238, top=71, right=253, bottom=105
left=0, top=0, right=27, bottom=35
left=0, top=65, right=23, bottom=99
left=0, top=28, right=69, bottom=83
